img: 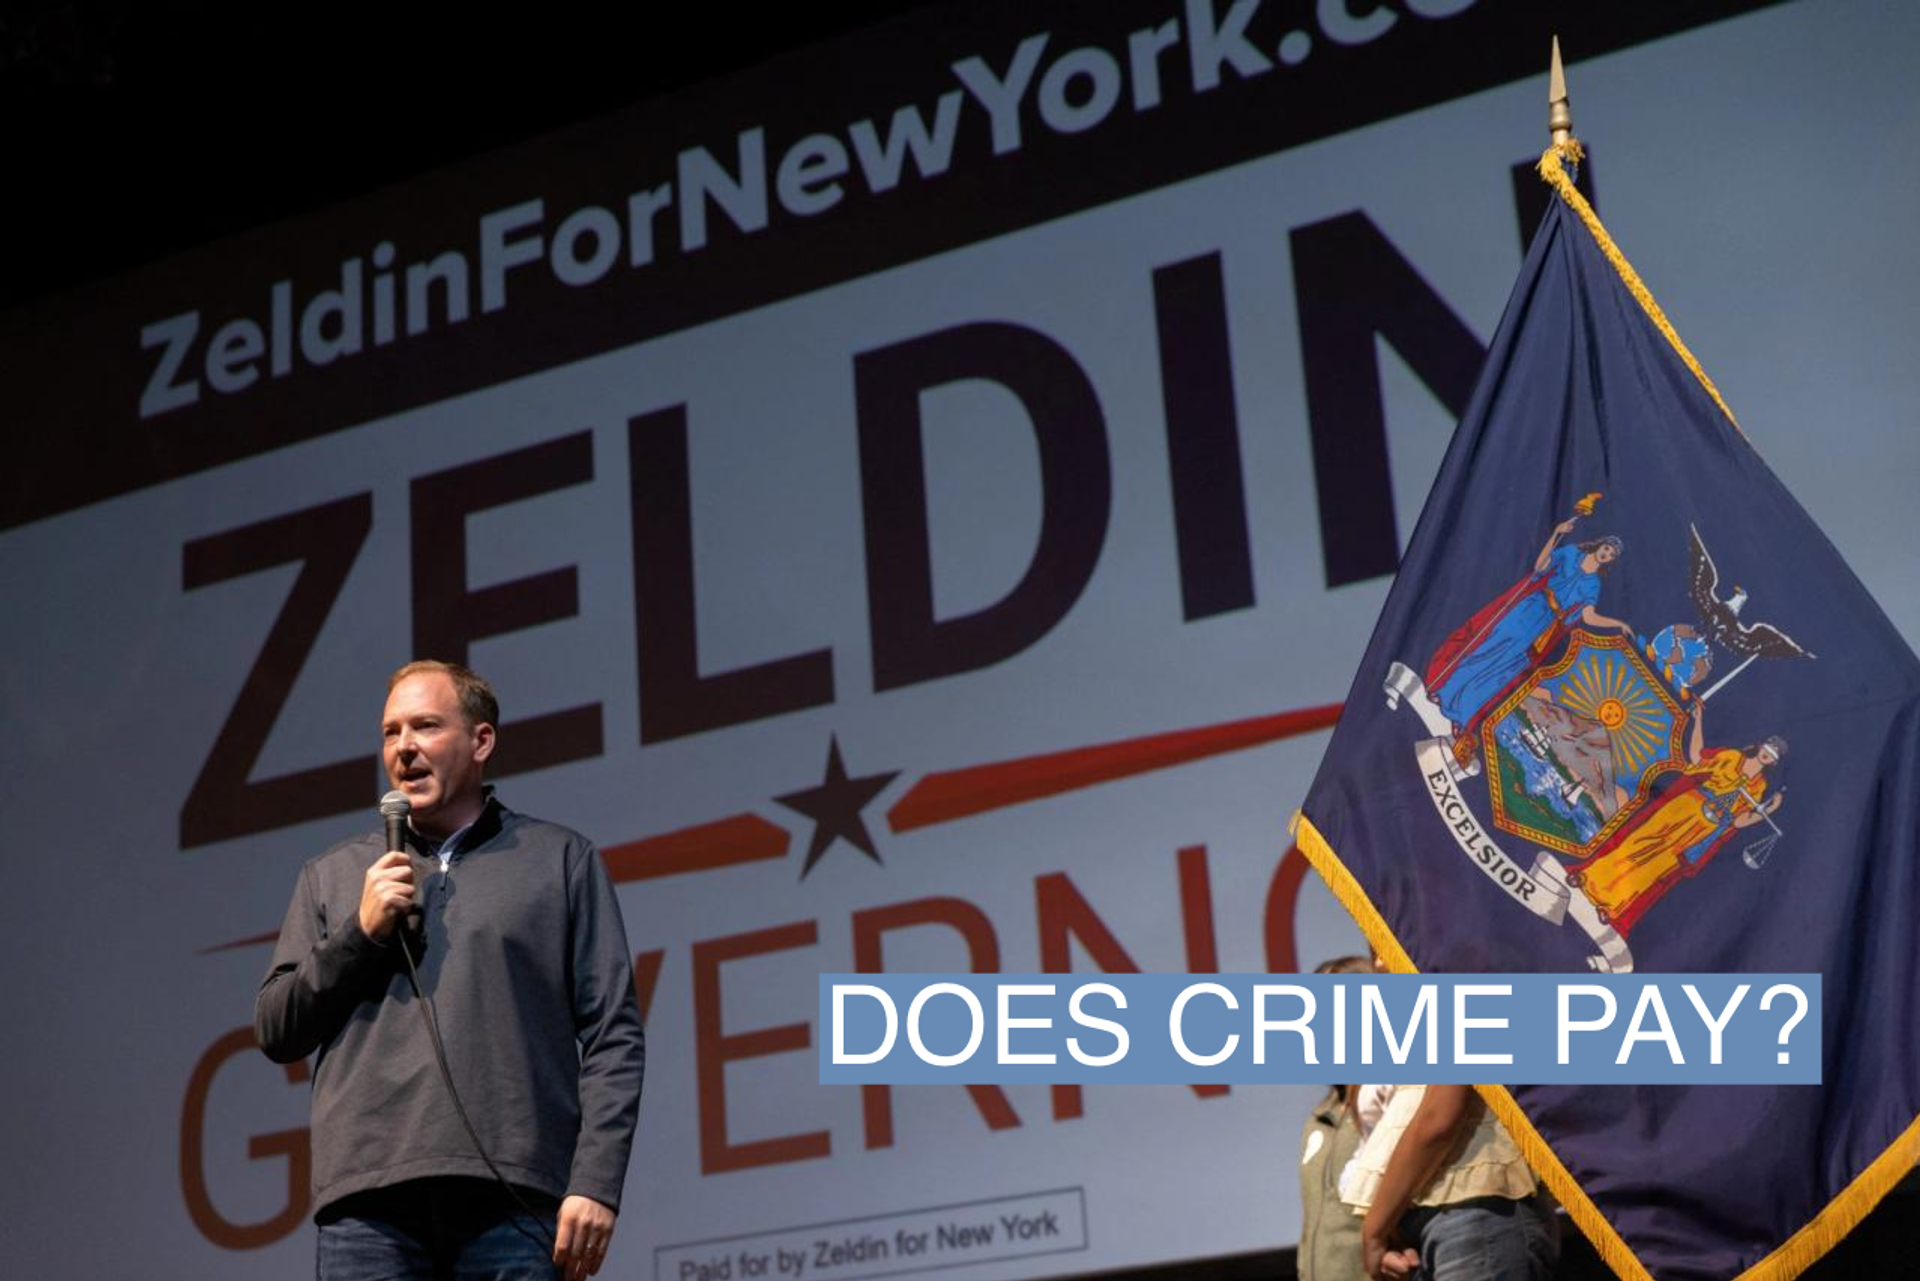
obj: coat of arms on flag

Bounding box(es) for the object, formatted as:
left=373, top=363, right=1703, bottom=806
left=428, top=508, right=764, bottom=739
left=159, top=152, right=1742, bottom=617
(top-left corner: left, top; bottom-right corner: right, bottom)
left=1292, top=86, right=1920, bottom=1281
left=1376, top=510, right=1811, bottom=979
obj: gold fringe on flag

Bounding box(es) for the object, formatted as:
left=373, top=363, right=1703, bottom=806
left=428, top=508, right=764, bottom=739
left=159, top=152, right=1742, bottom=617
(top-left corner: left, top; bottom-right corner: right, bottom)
left=1294, top=799, right=1920, bottom=1281
left=1736, top=1109, right=1920, bottom=1281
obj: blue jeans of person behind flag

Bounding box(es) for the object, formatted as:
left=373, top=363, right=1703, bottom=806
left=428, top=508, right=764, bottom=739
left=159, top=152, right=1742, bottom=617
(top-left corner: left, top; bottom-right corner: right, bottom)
left=316, top=1177, right=560, bottom=1280
left=1397, top=1192, right=1558, bottom=1281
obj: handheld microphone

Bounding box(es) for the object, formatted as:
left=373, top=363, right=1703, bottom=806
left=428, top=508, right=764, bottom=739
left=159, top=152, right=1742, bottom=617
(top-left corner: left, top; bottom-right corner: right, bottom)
left=380, top=789, right=410, bottom=852
left=378, top=790, right=421, bottom=937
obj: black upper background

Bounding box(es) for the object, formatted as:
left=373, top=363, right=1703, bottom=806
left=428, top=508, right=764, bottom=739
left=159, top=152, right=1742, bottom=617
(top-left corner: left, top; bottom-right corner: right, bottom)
left=0, top=1, right=943, bottom=315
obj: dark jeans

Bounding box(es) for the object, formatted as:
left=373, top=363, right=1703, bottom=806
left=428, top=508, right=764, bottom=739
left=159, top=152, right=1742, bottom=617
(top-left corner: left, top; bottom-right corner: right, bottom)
left=1399, top=1193, right=1560, bottom=1281
left=317, top=1177, right=560, bottom=1281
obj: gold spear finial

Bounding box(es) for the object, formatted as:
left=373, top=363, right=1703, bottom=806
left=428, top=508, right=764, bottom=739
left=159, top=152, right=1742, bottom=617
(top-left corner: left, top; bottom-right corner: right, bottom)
left=1548, top=36, right=1574, bottom=148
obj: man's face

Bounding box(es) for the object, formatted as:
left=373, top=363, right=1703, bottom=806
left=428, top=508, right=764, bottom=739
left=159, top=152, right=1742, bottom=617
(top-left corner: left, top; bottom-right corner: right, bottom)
left=382, top=672, right=494, bottom=832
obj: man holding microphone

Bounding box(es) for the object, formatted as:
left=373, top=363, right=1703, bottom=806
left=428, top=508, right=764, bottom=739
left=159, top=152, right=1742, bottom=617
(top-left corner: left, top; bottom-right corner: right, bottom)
left=256, top=660, right=644, bottom=1280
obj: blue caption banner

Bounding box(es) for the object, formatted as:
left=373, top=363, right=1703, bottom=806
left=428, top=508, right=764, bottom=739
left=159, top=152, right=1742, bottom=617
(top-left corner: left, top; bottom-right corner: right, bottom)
left=819, top=974, right=1821, bottom=1085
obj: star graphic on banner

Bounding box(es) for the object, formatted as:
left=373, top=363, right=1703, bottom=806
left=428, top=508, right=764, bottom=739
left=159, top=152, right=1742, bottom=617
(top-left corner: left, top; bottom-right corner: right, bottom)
left=206, top=703, right=1345, bottom=953
left=775, top=736, right=900, bottom=878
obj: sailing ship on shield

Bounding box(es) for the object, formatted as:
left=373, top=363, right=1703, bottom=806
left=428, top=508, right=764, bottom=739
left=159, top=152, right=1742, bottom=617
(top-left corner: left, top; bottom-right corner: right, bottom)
left=1381, top=498, right=1812, bottom=972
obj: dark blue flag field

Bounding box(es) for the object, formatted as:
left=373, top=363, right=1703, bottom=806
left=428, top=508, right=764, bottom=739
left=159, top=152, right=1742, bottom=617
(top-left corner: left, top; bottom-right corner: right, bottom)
left=1295, top=141, right=1920, bottom=1281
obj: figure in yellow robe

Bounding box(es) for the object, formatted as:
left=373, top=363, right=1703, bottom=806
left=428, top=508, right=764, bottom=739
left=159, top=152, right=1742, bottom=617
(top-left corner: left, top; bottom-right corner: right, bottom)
left=1567, top=709, right=1784, bottom=939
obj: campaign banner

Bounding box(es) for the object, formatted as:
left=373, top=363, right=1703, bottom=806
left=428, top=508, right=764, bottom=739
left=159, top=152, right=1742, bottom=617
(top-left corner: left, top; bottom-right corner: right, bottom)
left=0, top=2, right=1915, bottom=1277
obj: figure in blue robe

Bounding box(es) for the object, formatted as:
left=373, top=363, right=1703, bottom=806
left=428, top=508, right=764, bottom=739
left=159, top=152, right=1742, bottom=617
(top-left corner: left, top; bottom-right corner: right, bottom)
left=1424, top=520, right=1632, bottom=746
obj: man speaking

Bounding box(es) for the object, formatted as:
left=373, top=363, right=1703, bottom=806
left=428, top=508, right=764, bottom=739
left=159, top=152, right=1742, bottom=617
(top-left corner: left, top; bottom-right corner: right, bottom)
left=256, top=661, right=645, bottom=1280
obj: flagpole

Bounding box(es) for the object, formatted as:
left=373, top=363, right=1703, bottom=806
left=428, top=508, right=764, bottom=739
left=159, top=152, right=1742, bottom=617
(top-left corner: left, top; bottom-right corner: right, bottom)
left=1548, top=36, right=1572, bottom=146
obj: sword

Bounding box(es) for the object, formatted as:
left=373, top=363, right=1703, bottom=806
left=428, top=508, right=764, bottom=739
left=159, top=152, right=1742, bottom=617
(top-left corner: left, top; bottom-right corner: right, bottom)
left=1696, top=652, right=1759, bottom=702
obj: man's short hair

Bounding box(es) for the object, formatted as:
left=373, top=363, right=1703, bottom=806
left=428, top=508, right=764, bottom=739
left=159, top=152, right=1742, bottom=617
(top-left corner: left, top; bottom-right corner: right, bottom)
left=388, top=660, right=499, bottom=730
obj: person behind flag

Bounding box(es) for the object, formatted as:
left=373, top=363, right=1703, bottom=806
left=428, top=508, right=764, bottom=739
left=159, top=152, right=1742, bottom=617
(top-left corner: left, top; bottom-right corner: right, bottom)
left=1343, top=1083, right=1557, bottom=1281
left=1296, top=955, right=1375, bottom=1281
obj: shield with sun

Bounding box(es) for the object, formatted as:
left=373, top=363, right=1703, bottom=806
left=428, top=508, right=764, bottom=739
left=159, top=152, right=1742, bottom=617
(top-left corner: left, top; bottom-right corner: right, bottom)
left=1481, top=631, right=1687, bottom=856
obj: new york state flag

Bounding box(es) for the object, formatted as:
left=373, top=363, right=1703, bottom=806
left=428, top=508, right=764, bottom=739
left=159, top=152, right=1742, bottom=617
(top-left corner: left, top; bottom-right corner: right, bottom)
left=1295, top=142, right=1920, bottom=1281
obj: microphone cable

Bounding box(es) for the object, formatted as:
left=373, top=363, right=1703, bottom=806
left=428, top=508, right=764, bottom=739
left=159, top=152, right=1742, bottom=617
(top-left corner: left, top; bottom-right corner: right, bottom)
left=395, top=924, right=559, bottom=1257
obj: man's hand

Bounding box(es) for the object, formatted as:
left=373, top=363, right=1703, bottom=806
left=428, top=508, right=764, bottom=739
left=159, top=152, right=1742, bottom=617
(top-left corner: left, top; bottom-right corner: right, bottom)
left=358, top=850, right=416, bottom=942
left=553, top=1195, right=616, bottom=1280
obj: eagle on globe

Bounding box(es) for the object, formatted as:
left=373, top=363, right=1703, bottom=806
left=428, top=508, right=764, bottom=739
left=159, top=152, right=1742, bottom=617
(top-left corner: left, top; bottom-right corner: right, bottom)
left=1688, top=524, right=1814, bottom=660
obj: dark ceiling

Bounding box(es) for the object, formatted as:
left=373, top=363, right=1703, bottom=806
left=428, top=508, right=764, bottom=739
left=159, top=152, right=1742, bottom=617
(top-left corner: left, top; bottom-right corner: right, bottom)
left=1, top=1, right=941, bottom=314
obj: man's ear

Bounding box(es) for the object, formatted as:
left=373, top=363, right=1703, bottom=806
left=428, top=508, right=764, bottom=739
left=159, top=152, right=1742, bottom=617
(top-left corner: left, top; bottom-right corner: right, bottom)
left=472, top=721, right=497, bottom=764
